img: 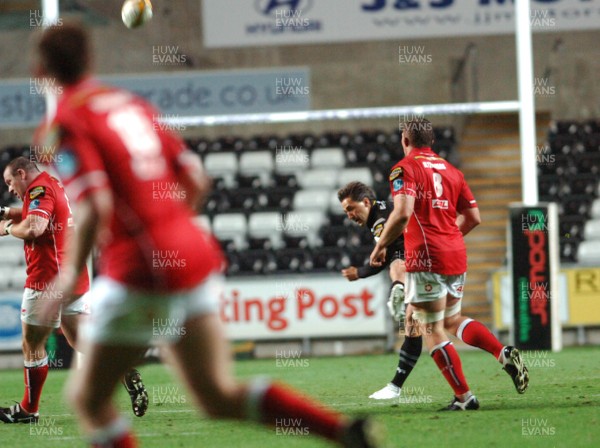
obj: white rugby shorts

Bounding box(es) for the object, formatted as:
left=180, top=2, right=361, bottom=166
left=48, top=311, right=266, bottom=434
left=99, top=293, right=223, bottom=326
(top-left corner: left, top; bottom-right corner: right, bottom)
left=405, top=271, right=466, bottom=303
left=80, top=274, right=222, bottom=346
left=21, top=288, right=90, bottom=328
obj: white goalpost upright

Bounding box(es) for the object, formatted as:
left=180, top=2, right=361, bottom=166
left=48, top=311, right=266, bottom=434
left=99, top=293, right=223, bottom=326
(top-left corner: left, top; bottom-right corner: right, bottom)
left=509, top=0, right=561, bottom=352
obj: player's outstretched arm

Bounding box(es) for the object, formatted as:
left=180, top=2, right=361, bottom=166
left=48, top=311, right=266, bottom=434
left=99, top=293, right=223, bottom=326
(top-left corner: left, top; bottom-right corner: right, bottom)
left=0, top=214, right=49, bottom=240
left=456, top=207, right=481, bottom=236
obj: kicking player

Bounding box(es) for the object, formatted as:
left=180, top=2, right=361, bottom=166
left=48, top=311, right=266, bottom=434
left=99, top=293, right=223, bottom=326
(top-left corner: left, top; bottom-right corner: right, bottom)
left=32, top=22, right=379, bottom=448
left=0, top=158, right=148, bottom=423
left=337, top=181, right=422, bottom=400
left=370, top=118, right=529, bottom=411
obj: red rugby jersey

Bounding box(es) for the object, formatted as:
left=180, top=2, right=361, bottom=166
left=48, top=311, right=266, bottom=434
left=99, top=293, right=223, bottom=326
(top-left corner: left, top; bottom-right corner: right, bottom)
left=388, top=148, right=478, bottom=275
left=38, top=78, right=223, bottom=292
left=21, top=171, right=90, bottom=295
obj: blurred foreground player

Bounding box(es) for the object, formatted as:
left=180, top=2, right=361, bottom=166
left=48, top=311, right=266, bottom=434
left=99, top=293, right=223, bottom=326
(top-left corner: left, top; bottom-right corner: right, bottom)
left=337, top=181, right=422, bottom=400
left=33, top=22, right=380, bottom=448
left=0, top=159, right=148, bottom=423
left=370, top=118, right=529, bottom=410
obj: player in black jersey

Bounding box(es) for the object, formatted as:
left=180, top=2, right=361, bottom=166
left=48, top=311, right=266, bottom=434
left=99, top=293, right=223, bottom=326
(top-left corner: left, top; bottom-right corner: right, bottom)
left=338, top=181, right=422, bottom=400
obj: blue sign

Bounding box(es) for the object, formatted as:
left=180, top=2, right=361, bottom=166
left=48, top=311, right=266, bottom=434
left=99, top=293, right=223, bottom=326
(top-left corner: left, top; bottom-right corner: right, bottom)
left=0, top=67, right=311, bottom=128
left=0, top=294, right=23, bottom=351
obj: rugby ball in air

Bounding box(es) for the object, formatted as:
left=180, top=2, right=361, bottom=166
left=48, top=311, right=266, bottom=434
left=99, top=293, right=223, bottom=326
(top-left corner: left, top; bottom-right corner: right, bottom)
left=121, top=0, right=153, bottom=29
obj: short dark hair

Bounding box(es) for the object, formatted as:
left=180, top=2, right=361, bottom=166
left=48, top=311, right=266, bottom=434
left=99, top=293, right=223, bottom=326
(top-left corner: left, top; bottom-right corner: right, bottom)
left=337, top=181, right=376, bottom=203
left=5, top=157, right=39, bottom=175
left=402, top=118, right=434, bottom=148
left=36, top=21, right=90, bottom=85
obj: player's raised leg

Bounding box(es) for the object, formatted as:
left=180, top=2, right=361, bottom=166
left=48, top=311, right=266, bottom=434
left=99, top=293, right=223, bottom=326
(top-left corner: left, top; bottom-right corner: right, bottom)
left=444, top=294, right=529, bottom=394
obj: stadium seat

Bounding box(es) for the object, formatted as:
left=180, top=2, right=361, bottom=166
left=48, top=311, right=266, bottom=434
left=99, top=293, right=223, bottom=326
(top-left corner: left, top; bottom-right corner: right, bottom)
left=229, top=188, right=268, bottom=213
left=247, top=212, right=284, bottom=250
left=281, top=210, right=326, bottom=248
left=275, top=248, right=313, bottom=273
left=316, top=132, right=351, bottom=148
left=320, top=225, right=349, bottom=248
left=236, top=174, right=263, bottom=189
left=293, top=189, right=331, bottom=212
left=312, top=247, right=349, bottom=272
left=591, top=199, right=600, bottom=219
left=239, top=151, right=273, bottom=186
left=350, top=246, right=373, bottom=268
left=274, top=148, right=310, bottom=174
left=224, top=250, right=240, bottom=276
left=212, top=213, right=247, bottom=251
left=548, top=120, right=580, bottom=137
left=583, top=134, right=600, bottom=153
left=560, top=237, right=580, bottom=263
left=569, top=174, right=598, bottom=197
left=192, top=215, right=211, bottom=232
left=577, top=240, right=600, bottom=265
left=273, top=173, right=299, bottom=188
left=348, top=227, right=374, bottom=248
left=560, top=195, right=592, bottom=218
left=204, top=190, right=232, bottom=217
left=538, top=174, right=563, bottom=200
left=329, top=191, right=346, bottom=220
left=573, top=152, right=600, bottom=175
left=296, top=168, right=338, bottom=190
left=263, top=187, right=296, bottom=212
left=311, top=148, right=346, bottom=169
left=187, top=138, right=210, bottom=157
left=559, top=216, right=587, bottom=240
left=583, top=219, right=600, bottom=241
left=204, top=153, right=238, bottom=188
left=337, top=167, right=373, bottom=188
left=237, top=249, right=277, bottom=275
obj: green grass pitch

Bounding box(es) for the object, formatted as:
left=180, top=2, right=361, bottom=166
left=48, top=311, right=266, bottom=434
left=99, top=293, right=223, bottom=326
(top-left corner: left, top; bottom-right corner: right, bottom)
left=1, top=347, right=599, bottom=447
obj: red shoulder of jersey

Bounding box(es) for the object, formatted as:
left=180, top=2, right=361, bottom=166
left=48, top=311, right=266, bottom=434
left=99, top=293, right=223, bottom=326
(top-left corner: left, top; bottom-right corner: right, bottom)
left=24, top=172, right=56, bottom=220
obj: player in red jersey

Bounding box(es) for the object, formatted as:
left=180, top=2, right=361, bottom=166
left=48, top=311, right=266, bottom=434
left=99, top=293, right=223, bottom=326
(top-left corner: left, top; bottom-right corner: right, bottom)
left=370, top=118, right=529, bottom=410
left=0, top=158, right=148, bottom=423
left=32, top=22, right=380, bottom=448
left=0, top=158, right=90, bottom=423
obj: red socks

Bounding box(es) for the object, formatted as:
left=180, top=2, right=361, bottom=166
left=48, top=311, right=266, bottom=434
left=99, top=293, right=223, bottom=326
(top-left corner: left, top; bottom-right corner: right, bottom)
left=91, top=432, right=137, bottom=448
left=90, top=418, right=137, bottom=448
left=21, top=358, right=49, bottom=413
left=247, top=380, right=345, bottom=442
left=457, top=318, right=504, bottom=359
left=431, top=341, right=470, bottom=396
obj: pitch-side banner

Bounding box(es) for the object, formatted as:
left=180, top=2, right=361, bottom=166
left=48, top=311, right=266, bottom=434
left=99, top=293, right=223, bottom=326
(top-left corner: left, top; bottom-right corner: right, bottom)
left=0, top=67, right=310, bottom=128
left=202, top=0, right=600, bottom=48
left=220, top=274, right=388, bottom=340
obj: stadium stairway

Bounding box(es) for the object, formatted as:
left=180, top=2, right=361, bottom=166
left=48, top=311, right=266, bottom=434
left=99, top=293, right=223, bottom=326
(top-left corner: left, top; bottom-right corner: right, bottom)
left=457, top=112, right=551, bottom=327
